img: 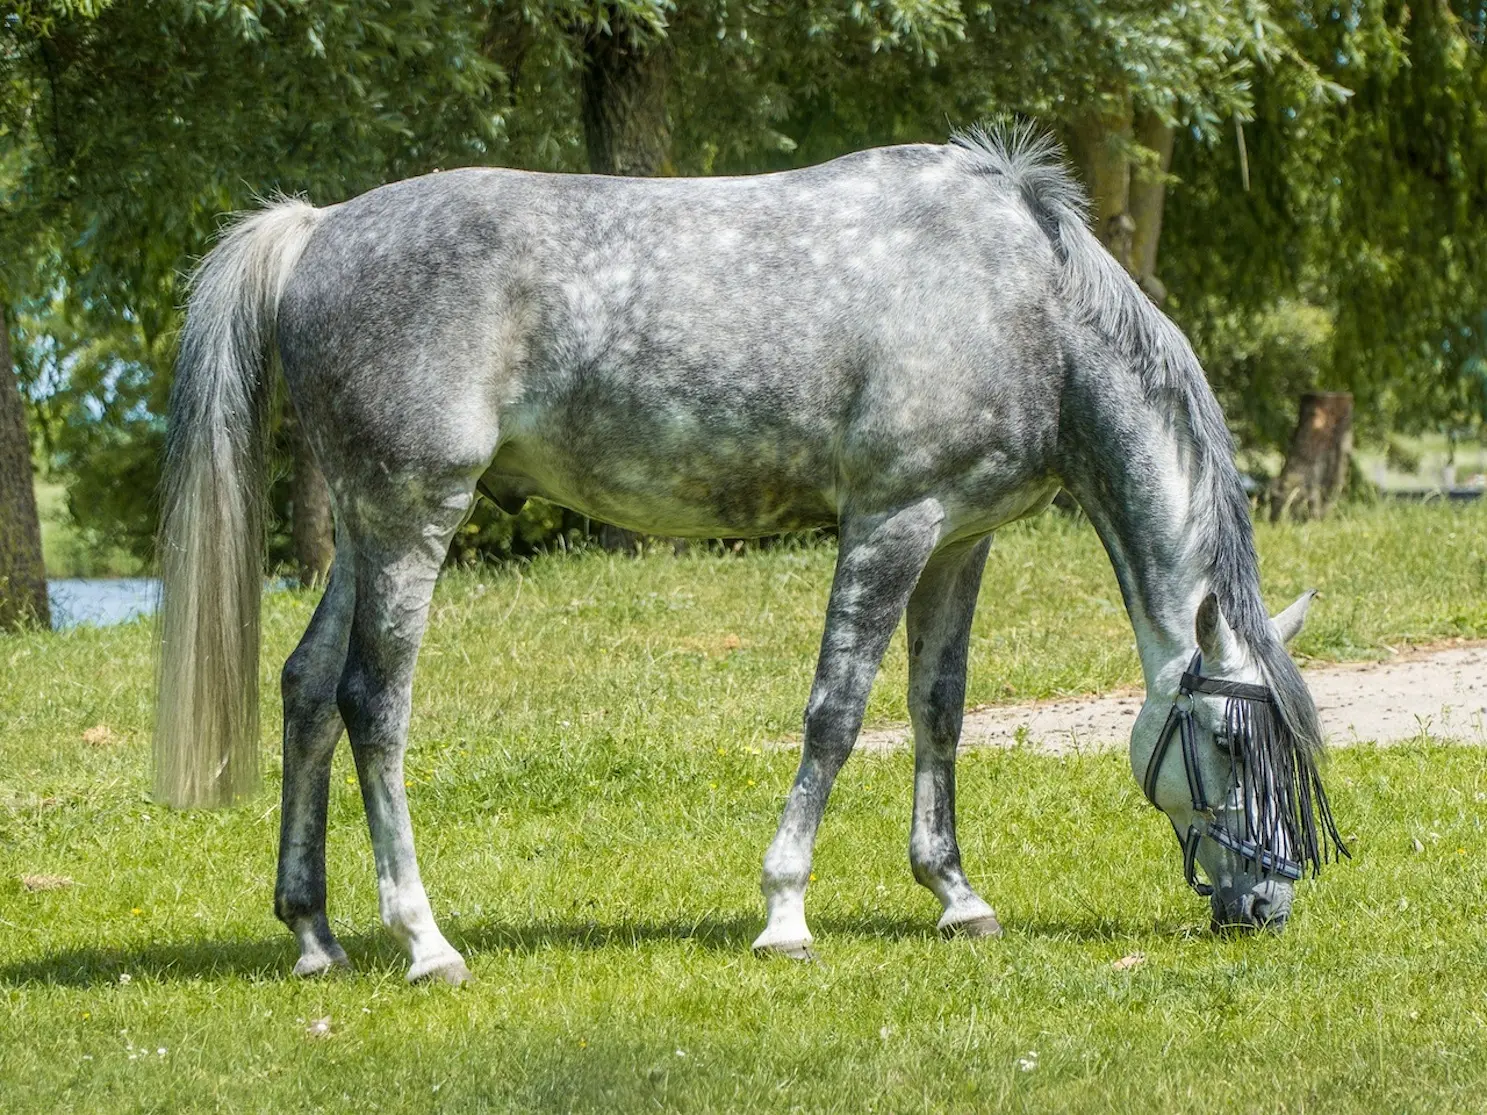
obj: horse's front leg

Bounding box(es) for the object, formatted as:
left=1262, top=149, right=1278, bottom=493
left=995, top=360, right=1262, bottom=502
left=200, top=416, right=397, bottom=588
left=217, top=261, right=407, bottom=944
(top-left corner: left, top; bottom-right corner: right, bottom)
left=752, top=502, right=943, bottom=958
left=905, top=535, right=1002, bottom=937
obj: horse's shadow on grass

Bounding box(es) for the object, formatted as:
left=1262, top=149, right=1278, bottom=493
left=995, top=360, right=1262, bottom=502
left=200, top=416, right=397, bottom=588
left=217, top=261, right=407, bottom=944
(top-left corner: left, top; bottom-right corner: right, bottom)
left=0, top=911, right=1174, bottom=988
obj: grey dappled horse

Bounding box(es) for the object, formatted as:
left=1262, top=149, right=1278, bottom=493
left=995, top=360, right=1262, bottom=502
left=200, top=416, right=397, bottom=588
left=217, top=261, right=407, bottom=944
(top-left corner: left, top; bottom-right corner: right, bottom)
left=154, top=127, right=1343, bottom=984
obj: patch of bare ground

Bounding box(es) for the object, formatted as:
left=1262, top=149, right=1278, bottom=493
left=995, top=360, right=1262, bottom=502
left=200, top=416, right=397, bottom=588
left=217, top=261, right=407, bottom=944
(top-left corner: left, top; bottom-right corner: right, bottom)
left=848, top=640, right=1487, bottom=753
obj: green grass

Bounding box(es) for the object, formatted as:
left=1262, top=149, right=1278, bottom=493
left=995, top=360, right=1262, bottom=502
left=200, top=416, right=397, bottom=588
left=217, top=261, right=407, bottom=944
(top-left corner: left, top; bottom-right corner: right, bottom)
left=5, top=502, right=1487, bottom=1112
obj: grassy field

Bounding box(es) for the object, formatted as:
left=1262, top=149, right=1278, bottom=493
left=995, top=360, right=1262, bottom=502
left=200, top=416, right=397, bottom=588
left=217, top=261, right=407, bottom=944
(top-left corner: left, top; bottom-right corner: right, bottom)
left=4, top=502, right=1487, bottom=1112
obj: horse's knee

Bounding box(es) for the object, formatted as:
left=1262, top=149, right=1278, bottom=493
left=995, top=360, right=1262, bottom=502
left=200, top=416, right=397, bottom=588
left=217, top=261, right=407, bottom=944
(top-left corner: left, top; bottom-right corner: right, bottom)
left=802, top=691, right=859, bottom=764
left=910, top=672, right=964, bottom=748
left=336, top=646, right=416, bottom=753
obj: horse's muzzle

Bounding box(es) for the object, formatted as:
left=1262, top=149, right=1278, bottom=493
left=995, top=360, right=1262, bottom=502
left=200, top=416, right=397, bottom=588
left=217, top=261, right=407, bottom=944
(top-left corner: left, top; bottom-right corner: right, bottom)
left=1210, top=877, right=1294, bottom=933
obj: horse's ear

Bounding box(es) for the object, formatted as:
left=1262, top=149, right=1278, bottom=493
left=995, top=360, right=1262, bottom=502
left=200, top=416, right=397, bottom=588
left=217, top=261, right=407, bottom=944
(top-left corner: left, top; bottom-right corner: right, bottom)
left=1271, top=589, right=1318, bottom=646
left=1195, top=593, right=1236, bottom=661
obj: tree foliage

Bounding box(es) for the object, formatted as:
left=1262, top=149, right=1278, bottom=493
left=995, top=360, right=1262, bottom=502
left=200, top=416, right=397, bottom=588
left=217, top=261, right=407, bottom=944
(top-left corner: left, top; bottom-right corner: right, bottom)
left=1166, top=1, right=1487, bottom=444
left=2, top=0, right=1485, bottom=569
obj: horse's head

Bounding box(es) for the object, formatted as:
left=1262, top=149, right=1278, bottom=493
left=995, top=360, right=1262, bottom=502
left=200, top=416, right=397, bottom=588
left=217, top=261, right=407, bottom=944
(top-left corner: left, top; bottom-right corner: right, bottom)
left=1132, top=590, right=1340, bottom=931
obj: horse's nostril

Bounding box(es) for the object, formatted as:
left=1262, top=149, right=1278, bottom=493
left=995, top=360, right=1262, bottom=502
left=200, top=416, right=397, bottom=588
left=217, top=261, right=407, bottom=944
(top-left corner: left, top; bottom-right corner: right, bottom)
left=1249, top=888, right=1291, bottom=930
left=1210, top=887, right=1290, bottom=933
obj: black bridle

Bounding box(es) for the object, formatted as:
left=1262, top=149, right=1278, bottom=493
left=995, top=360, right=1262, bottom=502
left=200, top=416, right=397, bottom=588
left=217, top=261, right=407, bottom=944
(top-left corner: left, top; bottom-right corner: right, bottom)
left=1141, top=651, right=1306, bottom=896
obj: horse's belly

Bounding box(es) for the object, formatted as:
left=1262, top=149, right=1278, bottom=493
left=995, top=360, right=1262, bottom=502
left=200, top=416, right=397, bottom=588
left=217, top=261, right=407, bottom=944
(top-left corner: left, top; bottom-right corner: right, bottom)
left=488, top=432, right=839, bottom=538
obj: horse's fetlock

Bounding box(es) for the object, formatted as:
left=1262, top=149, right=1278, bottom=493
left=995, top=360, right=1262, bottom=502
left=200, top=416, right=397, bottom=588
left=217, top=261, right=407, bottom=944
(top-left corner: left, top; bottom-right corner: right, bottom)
left=909, top=853, right=936, bottom=888
left=760, top=855, right=808, bottom=899
left=274, top=889, right=318, bottom=928
left=910, top=833, right=962, bottom=887
left=909, top=851, right=939, bottom=888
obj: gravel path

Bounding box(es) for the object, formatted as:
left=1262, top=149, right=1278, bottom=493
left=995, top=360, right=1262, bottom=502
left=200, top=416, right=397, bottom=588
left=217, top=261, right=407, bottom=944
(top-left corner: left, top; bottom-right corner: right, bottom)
left=852, top=643, right=1487, bottom=753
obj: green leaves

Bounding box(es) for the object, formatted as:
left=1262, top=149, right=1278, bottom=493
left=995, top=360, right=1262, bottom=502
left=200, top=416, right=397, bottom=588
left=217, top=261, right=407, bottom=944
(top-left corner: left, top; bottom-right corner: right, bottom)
left=1167, top=0, right=1487, bottom=443
left=4, top=0, right=1487, bottom=560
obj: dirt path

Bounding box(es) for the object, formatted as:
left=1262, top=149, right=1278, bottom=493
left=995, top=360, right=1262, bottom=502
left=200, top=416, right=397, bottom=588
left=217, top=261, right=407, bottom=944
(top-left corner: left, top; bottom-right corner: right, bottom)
left=853, top=643, right=1487, bottom=753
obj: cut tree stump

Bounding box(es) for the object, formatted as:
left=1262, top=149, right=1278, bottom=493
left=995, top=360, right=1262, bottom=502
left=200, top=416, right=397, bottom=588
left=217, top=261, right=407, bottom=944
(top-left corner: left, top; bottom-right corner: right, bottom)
left=1270, top=392, right=1353, bottom=522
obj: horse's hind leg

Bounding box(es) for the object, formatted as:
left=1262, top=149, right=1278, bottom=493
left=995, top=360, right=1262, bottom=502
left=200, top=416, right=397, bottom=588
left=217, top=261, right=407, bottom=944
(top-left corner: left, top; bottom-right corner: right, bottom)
left=275, top=548, right=356, bottom=975
left=753, top=502, right=943, bottom=958
left=905, top=536, right=1002, bottom=938
left=337, top=479, right=476, bottom=984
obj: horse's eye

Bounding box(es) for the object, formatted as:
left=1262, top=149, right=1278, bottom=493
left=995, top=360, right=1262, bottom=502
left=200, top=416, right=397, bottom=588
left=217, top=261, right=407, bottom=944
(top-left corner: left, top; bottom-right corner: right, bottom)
left=1214, top=727, right=1243, bottom=755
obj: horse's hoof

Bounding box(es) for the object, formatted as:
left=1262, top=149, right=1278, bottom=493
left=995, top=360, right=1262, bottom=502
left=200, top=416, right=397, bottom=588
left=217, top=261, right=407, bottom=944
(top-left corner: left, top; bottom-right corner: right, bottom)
left=751, top=938, right=816, bottom=962
left=292, top=947, right=350, bottom=977
left=940, top=912, right=1003, bottom=940
left=408, top=955, right=473, bottom=986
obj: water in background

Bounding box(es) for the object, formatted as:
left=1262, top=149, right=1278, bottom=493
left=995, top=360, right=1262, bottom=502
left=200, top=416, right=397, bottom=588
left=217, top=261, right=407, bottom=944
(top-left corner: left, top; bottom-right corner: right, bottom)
left=45, top=578, right=294, bottom=630
left=47, top=578, right=159, bottom=629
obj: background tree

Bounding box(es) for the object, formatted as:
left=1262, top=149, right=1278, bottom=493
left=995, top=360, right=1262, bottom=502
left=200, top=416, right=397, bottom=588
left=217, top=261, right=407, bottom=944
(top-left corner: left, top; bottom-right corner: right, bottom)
left=578, top=3, right=672, bottom=176
left=0, top=303, right=49, bottom=629
left=1164, top=1, right=1486, bottom=508
left=4, top=0, right=1486, bottom=579
left=2, top=0, right=513, bottom=576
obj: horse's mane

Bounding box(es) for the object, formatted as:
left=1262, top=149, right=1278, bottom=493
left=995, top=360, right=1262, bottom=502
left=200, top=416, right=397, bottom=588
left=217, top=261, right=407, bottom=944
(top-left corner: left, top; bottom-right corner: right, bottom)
left=950, top=123, right=1345, bottom=872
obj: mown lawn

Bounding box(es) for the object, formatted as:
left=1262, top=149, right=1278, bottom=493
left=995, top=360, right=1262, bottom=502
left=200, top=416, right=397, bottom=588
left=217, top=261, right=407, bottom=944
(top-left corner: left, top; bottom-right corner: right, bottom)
left=4, top=503, right=1487, bottom=1112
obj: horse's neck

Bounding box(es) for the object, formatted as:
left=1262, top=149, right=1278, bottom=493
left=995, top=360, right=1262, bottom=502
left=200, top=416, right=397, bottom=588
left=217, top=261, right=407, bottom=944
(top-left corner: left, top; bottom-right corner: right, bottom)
left=1062, top=408, right=1216, bottom=698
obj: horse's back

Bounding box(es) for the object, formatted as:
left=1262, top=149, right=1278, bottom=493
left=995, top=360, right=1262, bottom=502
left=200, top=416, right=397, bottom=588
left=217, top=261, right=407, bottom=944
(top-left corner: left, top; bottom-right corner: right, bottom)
left=278, top=144, right=1068, bottom=535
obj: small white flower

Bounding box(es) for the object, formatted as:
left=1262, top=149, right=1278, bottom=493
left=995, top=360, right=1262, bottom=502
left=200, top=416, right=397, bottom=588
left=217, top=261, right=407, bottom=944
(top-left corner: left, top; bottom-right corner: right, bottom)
left=1017, top=1051, right=1039, bottom=1072
left=117, top=973, right=132, bottom=985
left=675, top=1049, right=687, bottom=1058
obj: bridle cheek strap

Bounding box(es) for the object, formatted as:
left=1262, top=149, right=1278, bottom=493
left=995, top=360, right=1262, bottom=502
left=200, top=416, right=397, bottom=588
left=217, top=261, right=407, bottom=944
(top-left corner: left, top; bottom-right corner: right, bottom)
left=1142, top=652, right=1306, bottom=895
left=1180, top=822, right=1211, bottom=897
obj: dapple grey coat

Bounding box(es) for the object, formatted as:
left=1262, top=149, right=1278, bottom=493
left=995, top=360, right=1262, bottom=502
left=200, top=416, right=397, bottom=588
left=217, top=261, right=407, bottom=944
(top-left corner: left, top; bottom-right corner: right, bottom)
left=153, top=128, right=1340, bottom=982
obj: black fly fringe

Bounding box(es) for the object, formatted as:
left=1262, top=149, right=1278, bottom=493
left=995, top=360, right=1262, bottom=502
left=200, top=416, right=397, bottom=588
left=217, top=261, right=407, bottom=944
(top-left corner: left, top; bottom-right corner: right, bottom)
left=1223, top=696, right=1349, bottom=876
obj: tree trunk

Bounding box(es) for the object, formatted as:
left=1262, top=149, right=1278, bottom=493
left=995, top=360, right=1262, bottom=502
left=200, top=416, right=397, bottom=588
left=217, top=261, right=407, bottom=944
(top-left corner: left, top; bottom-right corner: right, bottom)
left=580, top=14, right=672, bottom=177
left=1128, top=111, right=1175, bottom=306
left=1270, top=393, right=1354, bottom=522
left=1068, top=94, right=1135, bottom=272
left=1067, top=100, right=1177, bottom=308
left=287, top=409, right=334, bottom=587
left=0, top=304, right=50, bottom=630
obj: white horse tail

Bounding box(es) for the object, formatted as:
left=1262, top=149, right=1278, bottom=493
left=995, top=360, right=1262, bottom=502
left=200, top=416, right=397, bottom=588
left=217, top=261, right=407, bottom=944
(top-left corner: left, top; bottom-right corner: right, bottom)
left=154, top=199, right=322, bottom=808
